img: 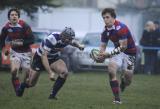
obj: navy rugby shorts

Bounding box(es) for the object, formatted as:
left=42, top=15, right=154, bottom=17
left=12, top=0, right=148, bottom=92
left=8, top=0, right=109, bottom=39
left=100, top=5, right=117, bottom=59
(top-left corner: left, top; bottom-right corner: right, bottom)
left=31, top=52, right=60, bottom=71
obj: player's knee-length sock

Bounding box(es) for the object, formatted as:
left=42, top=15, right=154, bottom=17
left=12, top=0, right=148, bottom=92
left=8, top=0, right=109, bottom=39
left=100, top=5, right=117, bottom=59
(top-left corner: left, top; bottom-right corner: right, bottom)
left=19, top=82, right=29, bottom=90
left=16, top=82, right=29, bottom=96
left=50, top=76, right=66, bottom=97
left=11, top=73, right=20, bottom=94
left=110, top=80, right=120, bottom=101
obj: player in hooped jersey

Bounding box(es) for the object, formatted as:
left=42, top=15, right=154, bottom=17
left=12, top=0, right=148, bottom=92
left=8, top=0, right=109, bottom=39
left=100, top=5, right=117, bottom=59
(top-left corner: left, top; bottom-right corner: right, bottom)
left=0, top=8, right=34, bottom=96
left=97, top=8, right=137, bottom=104
left=17, top=27, right=84, bottom=99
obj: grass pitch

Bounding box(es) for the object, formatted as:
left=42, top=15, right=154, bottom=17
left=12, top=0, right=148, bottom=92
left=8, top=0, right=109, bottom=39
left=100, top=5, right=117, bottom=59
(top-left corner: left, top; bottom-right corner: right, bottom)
left=0, top=71, right=160, bottom=109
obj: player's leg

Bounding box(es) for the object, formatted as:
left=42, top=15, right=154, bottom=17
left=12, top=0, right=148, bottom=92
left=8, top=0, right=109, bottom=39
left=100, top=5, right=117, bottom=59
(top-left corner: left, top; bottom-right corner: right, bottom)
left=17, top=53, right=41, bottom=96
left=10, top=52, right=21, bottom=96
left=120, top=69, right=133, bottom=92
left=49, top=59, right=68, bottom=99
left=21, top=52, right=32, bottom=83
left=108, top=62, right=121, bottom=104
left=120, top=55, right=136, bottom=92
left=23, top=69, right=30, bottom=85
left=27, top=52, right=43, bottom=87
left=17, top=52, right=30, bottom=96
left=17, top=69, right=40, bottom=96
left=27, top=69, right=41, bottom=87
left=108, top=53, right=123, bottom=104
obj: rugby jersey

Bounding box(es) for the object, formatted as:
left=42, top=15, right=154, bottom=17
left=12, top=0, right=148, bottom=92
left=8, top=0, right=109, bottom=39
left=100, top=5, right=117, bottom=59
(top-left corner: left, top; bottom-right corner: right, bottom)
left=36, top=33, right=68, bottom=59
left=0, top=19, right=34, bottom=52
left=101, top=20, right=136, bottom=55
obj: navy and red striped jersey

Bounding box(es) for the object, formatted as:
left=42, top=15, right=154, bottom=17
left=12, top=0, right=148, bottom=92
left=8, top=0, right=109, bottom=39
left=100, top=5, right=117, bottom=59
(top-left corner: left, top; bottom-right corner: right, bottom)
left=0, top=19, right=34, bottom=52
left=101, top=20, right=136, bottom=55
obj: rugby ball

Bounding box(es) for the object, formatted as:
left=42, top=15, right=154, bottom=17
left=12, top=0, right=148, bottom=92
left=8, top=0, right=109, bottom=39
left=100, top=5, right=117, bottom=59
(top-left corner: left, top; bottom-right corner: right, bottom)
left=90, top=49, right=100, bottom=61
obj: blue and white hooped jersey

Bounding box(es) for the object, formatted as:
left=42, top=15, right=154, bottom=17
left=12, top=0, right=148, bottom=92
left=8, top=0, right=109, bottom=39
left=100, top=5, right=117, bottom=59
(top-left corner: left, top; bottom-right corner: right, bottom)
left=36, top=32, right=68, bottom=59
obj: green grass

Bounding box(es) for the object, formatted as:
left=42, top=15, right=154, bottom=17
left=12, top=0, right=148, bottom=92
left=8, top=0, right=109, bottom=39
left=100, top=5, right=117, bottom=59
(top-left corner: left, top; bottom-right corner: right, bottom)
left=0, top=71, right=160, bottom=109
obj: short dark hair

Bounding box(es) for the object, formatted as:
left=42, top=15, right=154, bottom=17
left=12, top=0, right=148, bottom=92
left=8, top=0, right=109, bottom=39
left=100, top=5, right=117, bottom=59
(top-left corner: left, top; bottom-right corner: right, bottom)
left=101, top=8, right=116, bottom=18
left=8, top=8, right=20, bottom=19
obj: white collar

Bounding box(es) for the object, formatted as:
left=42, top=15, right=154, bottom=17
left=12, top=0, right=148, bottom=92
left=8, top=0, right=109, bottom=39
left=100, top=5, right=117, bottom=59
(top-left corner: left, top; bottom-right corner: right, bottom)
left=107, top=25, right=116, bottom=30
left=9, top=20, right=21, bottom=27
left=9, top=23, right=22, bottom=28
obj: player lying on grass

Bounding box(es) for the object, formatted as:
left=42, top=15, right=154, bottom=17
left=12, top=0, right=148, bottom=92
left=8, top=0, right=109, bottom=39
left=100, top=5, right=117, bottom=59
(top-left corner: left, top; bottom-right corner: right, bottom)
left=17, top=27, right=84, bottom=99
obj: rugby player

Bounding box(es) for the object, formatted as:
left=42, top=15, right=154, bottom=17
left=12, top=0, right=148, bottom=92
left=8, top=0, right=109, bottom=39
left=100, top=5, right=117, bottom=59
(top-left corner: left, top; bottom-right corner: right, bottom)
left=17, top=27, right=84, bottom=99
left=0, top=8, right=34, bottom=96
left=97, top=8, right=137, bottom=104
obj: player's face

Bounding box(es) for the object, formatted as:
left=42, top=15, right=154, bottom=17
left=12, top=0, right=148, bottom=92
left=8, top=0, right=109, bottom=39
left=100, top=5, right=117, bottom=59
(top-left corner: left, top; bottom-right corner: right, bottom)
left=102, top=13, right=115, bottom=28
left=61, top=36, right=73, bottom=44
left=9, top=11, right=19, bottom=25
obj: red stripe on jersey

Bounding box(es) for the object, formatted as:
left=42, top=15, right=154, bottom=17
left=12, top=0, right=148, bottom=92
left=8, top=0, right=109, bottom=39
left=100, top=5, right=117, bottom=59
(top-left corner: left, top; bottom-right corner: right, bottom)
left=117, top=28, right=129, bottom=41
left=118, top=27, right=129, bottom=36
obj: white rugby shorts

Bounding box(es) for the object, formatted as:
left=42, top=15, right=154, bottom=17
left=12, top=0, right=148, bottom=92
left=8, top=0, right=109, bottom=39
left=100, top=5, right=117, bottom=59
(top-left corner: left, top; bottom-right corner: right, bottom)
left=109, top=52, right=136, bottom=71
left=10, top=49, right=32, bottom=69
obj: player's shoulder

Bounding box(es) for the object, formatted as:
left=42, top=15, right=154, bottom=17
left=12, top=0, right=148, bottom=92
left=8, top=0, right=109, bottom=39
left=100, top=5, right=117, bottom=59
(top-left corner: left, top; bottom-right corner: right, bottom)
left=0, top=22, right=10, bottom=33
left=46, top=33, right=59, bottom=45
left=47, top=33, right=56, bottom=40
left=18, top=19, right=25, bottom=25
left=18, top=19, right=31, bottom=28
left=115, top=20, right=128, bottom=31
left=51, top=32, right=61, bottom=40
left=2, top=22, right=10, bottom=29
left=51, top=31, right=60, bottom=35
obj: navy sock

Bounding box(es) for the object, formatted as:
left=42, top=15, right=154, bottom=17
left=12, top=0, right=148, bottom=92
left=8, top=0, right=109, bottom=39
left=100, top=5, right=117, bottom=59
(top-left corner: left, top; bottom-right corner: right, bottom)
left=110, top=80, right=120, bottom=101
left=19, top=82, right=28, bottom=90
left=51, top=76, right=66, bottom=97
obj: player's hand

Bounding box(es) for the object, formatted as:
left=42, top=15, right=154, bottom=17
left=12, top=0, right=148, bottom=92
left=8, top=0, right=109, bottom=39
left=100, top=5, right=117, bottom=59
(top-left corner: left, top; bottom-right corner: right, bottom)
left=78, top=44, right=85, bottom=51
left=104, top=52, right=111, bottom=58
left=96, top=51, right=105, bottom=62
left=4, top=49, right=9, bottom=56
left=98, top=51, right=111, bottom=60
left=49, top=71, right=56, bottom=81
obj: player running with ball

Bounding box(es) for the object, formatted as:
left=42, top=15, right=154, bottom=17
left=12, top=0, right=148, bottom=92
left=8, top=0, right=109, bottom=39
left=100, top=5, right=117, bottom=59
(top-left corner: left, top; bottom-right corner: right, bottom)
left=94, top=8, right=137, bottom=104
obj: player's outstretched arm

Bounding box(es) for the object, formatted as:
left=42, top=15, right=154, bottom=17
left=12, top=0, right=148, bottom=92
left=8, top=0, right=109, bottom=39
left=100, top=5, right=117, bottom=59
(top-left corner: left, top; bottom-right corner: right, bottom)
left=70, top=40, right=85, bottom=50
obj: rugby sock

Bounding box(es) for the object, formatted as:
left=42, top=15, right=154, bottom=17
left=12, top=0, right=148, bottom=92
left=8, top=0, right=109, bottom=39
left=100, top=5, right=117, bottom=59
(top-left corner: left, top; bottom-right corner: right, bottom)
left=19, top=82, right=29, bottom=90
left=110, top=80, right=120, bottom=101
left=50, top=76, right=66, bottom=97
left=12, top=77, right=20, bottom=94
left=16, top=82, right=29, bottom=97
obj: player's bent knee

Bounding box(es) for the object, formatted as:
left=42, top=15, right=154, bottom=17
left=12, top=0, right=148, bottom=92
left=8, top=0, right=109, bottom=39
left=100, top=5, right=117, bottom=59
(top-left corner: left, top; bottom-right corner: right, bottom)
left=11, top=69, right=19, bottom=77
left=59, top=72, right=68, bottom=78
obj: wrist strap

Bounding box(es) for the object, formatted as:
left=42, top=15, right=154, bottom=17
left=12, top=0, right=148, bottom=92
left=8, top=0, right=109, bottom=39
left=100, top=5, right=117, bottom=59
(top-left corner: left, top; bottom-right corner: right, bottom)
left=110, top=46, right=123, bottom=56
